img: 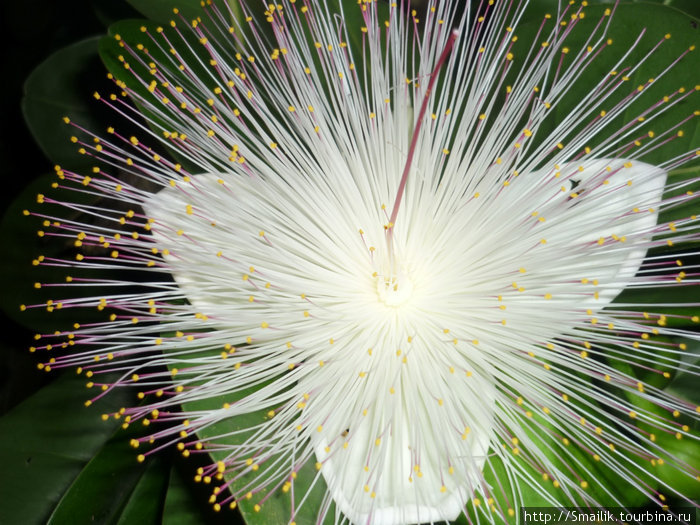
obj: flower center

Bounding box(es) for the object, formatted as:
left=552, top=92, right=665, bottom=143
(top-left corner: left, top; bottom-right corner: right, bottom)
left=376, top=271, right=414, bottom=307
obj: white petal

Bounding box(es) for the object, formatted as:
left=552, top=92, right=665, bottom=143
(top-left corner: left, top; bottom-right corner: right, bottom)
left=140, top=157, right=666, bottom=524
left=527, top=157, right=666, bottom=306
left=313, top=407, right=492, bottom=525
left=558, top=158, right=666, bottom=304
left=141, top=174, right=237, bottom=310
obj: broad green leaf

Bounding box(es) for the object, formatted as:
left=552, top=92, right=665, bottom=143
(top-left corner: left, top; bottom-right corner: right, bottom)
left=46, top=424, right=149, bottom=525
left=666, top=367, right=700, bottom=406
left=650, top=431, right=700, bottom=499
left=660, top=164, right=700, bottom=224
left=562, top=4, right=698, bottom=166
left=610, top=285, right=700, bottom=327
left=0, top=372, right=134, bottom=524
left=520, top=1, right=700, bottom=25
left=125, top=0, right=268, bottom=44
left=595, top=333, right=684, bottom=393
left=116, top=456, right=170, bottom=525
left=126, top=0, right=207, bottom=24
left=616, top=0, right=700, bottom=20
left=21, top=37, right=109, bottom=170
left=512, top=3, right=698, bottom=168
left=603, top=343, right=700, bottom=500
left=167, top=353, right=334, bottom=524
left=177, top=388, right=327, bottom=524
left=662, top=0, right=700, bottom=19
left=97, top=19, right=208, bottom=173
left=616, top=335, right=682, bottom=389
left=163, top=466, right=206, bottom=525
left=665, top=339, right=700, bottom=406
left=163, top=464, right=236, bottom=524
left=461, top=424, right=651, bottom=524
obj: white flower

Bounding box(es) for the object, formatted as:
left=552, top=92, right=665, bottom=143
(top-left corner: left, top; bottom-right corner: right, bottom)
left=30, top=1, right=699, bottom=524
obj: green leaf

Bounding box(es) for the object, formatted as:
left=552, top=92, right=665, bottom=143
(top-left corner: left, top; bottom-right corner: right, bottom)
left=582, top=4, right=697, bottom=165
left=660, top=164, right=700, bottom=224
left=169, top=365, right=333, bottom=524
left=116, top=456, right=170, bottom=525
left=126, top=0, right=206, bottom=24
left=46, top=424, right=148, bottom=525
left=666, top=368, right=700, bottom=406
left=462, top=414, right=652, bottom=525
left=21, top=37, right=108, bottom=170
left=662, top=0, right=700, bottom=19
left=650, top=431, right=700, bottom=499
left=665, top=339, right=700, bottom=405
left=620, top=0, right=700, bottom=20
left=617, top=335, right=682, bottom=389
left=0, top=173, right=66, bottom=330
left=513, top=3, right=699, bottom=167
left=163, top=464, right=237, bottom=524
left=611, top=285, right=700, bottom=327
left=97, top=19, right=207, bottom=173
left=163, top=466, right=207, bottom=524
left=524, top=0, right=700, bottom=22
left=0, top=372, right=134, bottom=524
left=123, top=0, right=244, bottom=39
left=236, top=456, right=333, bottom=525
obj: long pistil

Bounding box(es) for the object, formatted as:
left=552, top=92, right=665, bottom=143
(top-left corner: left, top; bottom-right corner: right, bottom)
left=387, top=30, right=459, bottom=242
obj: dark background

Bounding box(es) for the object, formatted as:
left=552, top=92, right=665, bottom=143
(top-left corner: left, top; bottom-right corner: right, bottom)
left=2, top=1, right=90, bottom=412
left=0, top=0, right=144, bottom=414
